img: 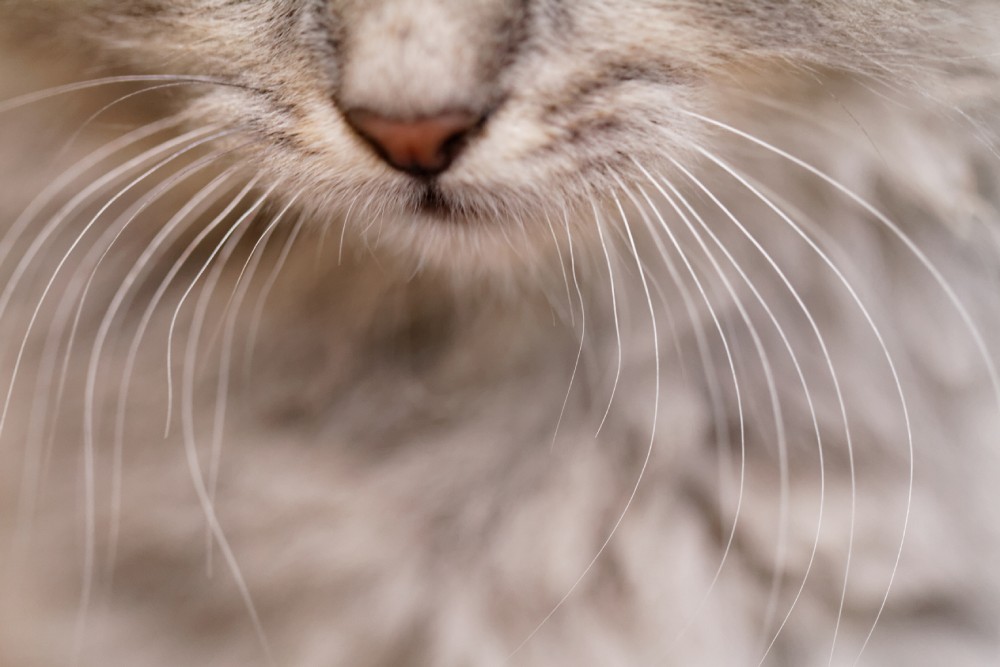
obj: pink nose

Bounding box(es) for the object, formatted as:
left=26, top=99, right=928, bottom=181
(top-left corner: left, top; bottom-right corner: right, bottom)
left=346, top=109, right=481, bottom=176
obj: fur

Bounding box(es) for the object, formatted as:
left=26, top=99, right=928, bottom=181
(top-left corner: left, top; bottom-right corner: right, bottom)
left=0, top=1, right=999, bottom=665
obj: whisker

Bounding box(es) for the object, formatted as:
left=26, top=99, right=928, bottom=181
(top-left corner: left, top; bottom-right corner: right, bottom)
left=682, top=109, right=1000, bottom=411
left=164, top=182, right=277, bottom=436
left=630, top=167, right=791, bottom=647
left=14, top=145, right=240, bottom=562
left=337, top=191, right=364, bottom=266
left=108, top=175, right=263, bottom=574
left=1, top=116, right=189, bottom=554
left=652, top=151, right=833, bottom=659
left=623, top=173, right=735, bottom=521
left=621, top=173, right=747, bottom=650
left=0, top=74, right=258, bottom=115
left=0, top=124, right=227, bottom=444
left=591, top=203, right=623, bottom=436
left=181, top=206, right=260, bottom=572
left=56, top=83, right=200, bottom=160
left=508, top=188, right=661, bottom=661
left=43, top=127, right=239, bottom=659
left=685, top=147, right=909, bottom=663
left=544, top=211, right=575, bottom=327
left=243, top=210, right=310, bottom=379
left=52, top=140, right=243, bottom=394
left=98, top=165, right=248, bottom=579
left=548, top=205, right=587, bottom=450
left=0, top=115, right=185, bottom=279
left=124, top=180, right=278, bottom=664
left=202, top=191, right=303, bottom=573
left=179, top=248, right=276, bottom=662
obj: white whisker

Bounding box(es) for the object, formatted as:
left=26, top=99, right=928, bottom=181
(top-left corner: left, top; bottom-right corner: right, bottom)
left=15, top=145, right=239, bottom=563
left=0, top=75, right=256, bottom=115
left=109, top=176, right=263, bottom=574
left=686, top=146, right=908, bottom=663
left=509, top=188, right=660, bottom=661
left=203, top=191, right=302, bottom=573
left=621, top=172, right=748, bottom=649
left=243, top=210, right=310, bottom=379
left=548, top=205, right=587, bottom=450
left=592, top=203, right=623, bottom=436
left=51, top=126, right=236, bottom=657
left=0, top=115, right=184, bottom=273
left=683, top=109, right=999, bottom=410
left=632, top=166, right=791, bottom=648
left=164, top=183, right=277, bottom=436
left=544, top=211, right=575, bottom=327
left=337, top=191, right=364, bottom=266
left=57, top=83, right=198, bottom=159
left=99, top=165, right=246, bottom=578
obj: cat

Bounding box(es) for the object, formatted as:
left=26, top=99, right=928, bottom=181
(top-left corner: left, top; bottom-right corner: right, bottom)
left=1, top=1, right=999, bottom=665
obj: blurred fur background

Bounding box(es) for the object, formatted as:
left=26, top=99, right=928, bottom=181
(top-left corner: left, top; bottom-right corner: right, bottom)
left=1, top=2, right=999, bottom=665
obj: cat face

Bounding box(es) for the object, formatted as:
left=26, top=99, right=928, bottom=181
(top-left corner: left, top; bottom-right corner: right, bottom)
left=72, top=0, right=938, bottom=269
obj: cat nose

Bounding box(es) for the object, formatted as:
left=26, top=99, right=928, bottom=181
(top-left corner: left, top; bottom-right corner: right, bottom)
left=345, top=109, right=482, bottom=176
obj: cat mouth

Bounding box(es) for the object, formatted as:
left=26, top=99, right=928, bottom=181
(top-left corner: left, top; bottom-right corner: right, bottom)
left=412, top=181, right=464, bottom=221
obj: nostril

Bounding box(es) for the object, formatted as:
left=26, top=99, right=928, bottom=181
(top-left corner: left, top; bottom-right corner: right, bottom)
left=345, top=109, right=482, bottom=176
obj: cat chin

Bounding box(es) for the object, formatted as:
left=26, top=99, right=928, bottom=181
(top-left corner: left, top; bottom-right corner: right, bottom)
left=342, top=205, right=568, bottom=287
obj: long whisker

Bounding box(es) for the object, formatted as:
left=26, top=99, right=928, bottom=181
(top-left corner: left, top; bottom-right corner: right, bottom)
left=99, top=165, right=247, bottom=578
left=107, top=175, right=262, bottom=574
left=654, top=151, right=833, bottom=659
left=509, top=190, right=660, bottom=661
left=628, top=167, right=791, bottom=646
left=2, top=119, right=189, bottom=290
left=2, top=117, right=189, bottom=552
left=0, top=124, right=226, bottom=445
left=52, top=140, right=243, bottom=395
left=111, top=181, right=279, bottom=664
left=622, top=180, right=733, bottom=511
left=336, top=191, right=364, bottom=266
left=621, top=173, right=747, bottom=649
left=52, top=127, right=237, bottom=658
left=0, top=75, right=258, bottom=115
left=689, top=147, right=909, bottom=663
left=661, top=163, right=813, bottom=642
left=202, top=191, right=303, bottom=573
left=14, top=145, right=240, bottom=559
left=177, top=210, right=276, bottom=665
left=548, top=205, right=587, bottom=450
left=627, top=179, right=736, bottom=481
left=682, top=109, right=999, bottom=411
left=164, top=183, right=278, bottom=435
left=592, top=203, right=623, bottom=436
left=57, top=83, right=200, bottom=159
left=243, top=210, right=310, bottom=378
left=544, top=211, right=575, bottom=327
left=182, top=204, right=261, bottom=571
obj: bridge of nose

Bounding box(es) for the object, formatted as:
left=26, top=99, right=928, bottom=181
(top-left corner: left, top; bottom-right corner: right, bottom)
left=334, top=0, right=520, bottom=115
left=338, top=3, right=486, bottom=114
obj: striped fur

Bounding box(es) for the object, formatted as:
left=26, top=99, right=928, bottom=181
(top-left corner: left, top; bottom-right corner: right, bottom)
left=1, top=2, right=999, bottom=665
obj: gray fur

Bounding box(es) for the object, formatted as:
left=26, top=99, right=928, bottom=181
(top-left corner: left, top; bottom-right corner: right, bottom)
left=0, top=2, right=999, bottom=665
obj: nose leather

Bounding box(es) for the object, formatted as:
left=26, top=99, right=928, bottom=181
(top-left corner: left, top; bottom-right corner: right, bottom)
left=346, top=110, right=480, bottom=176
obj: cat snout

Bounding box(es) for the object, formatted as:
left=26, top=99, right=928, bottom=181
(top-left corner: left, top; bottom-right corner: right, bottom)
left=345, top=109, right=484, bottom=177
